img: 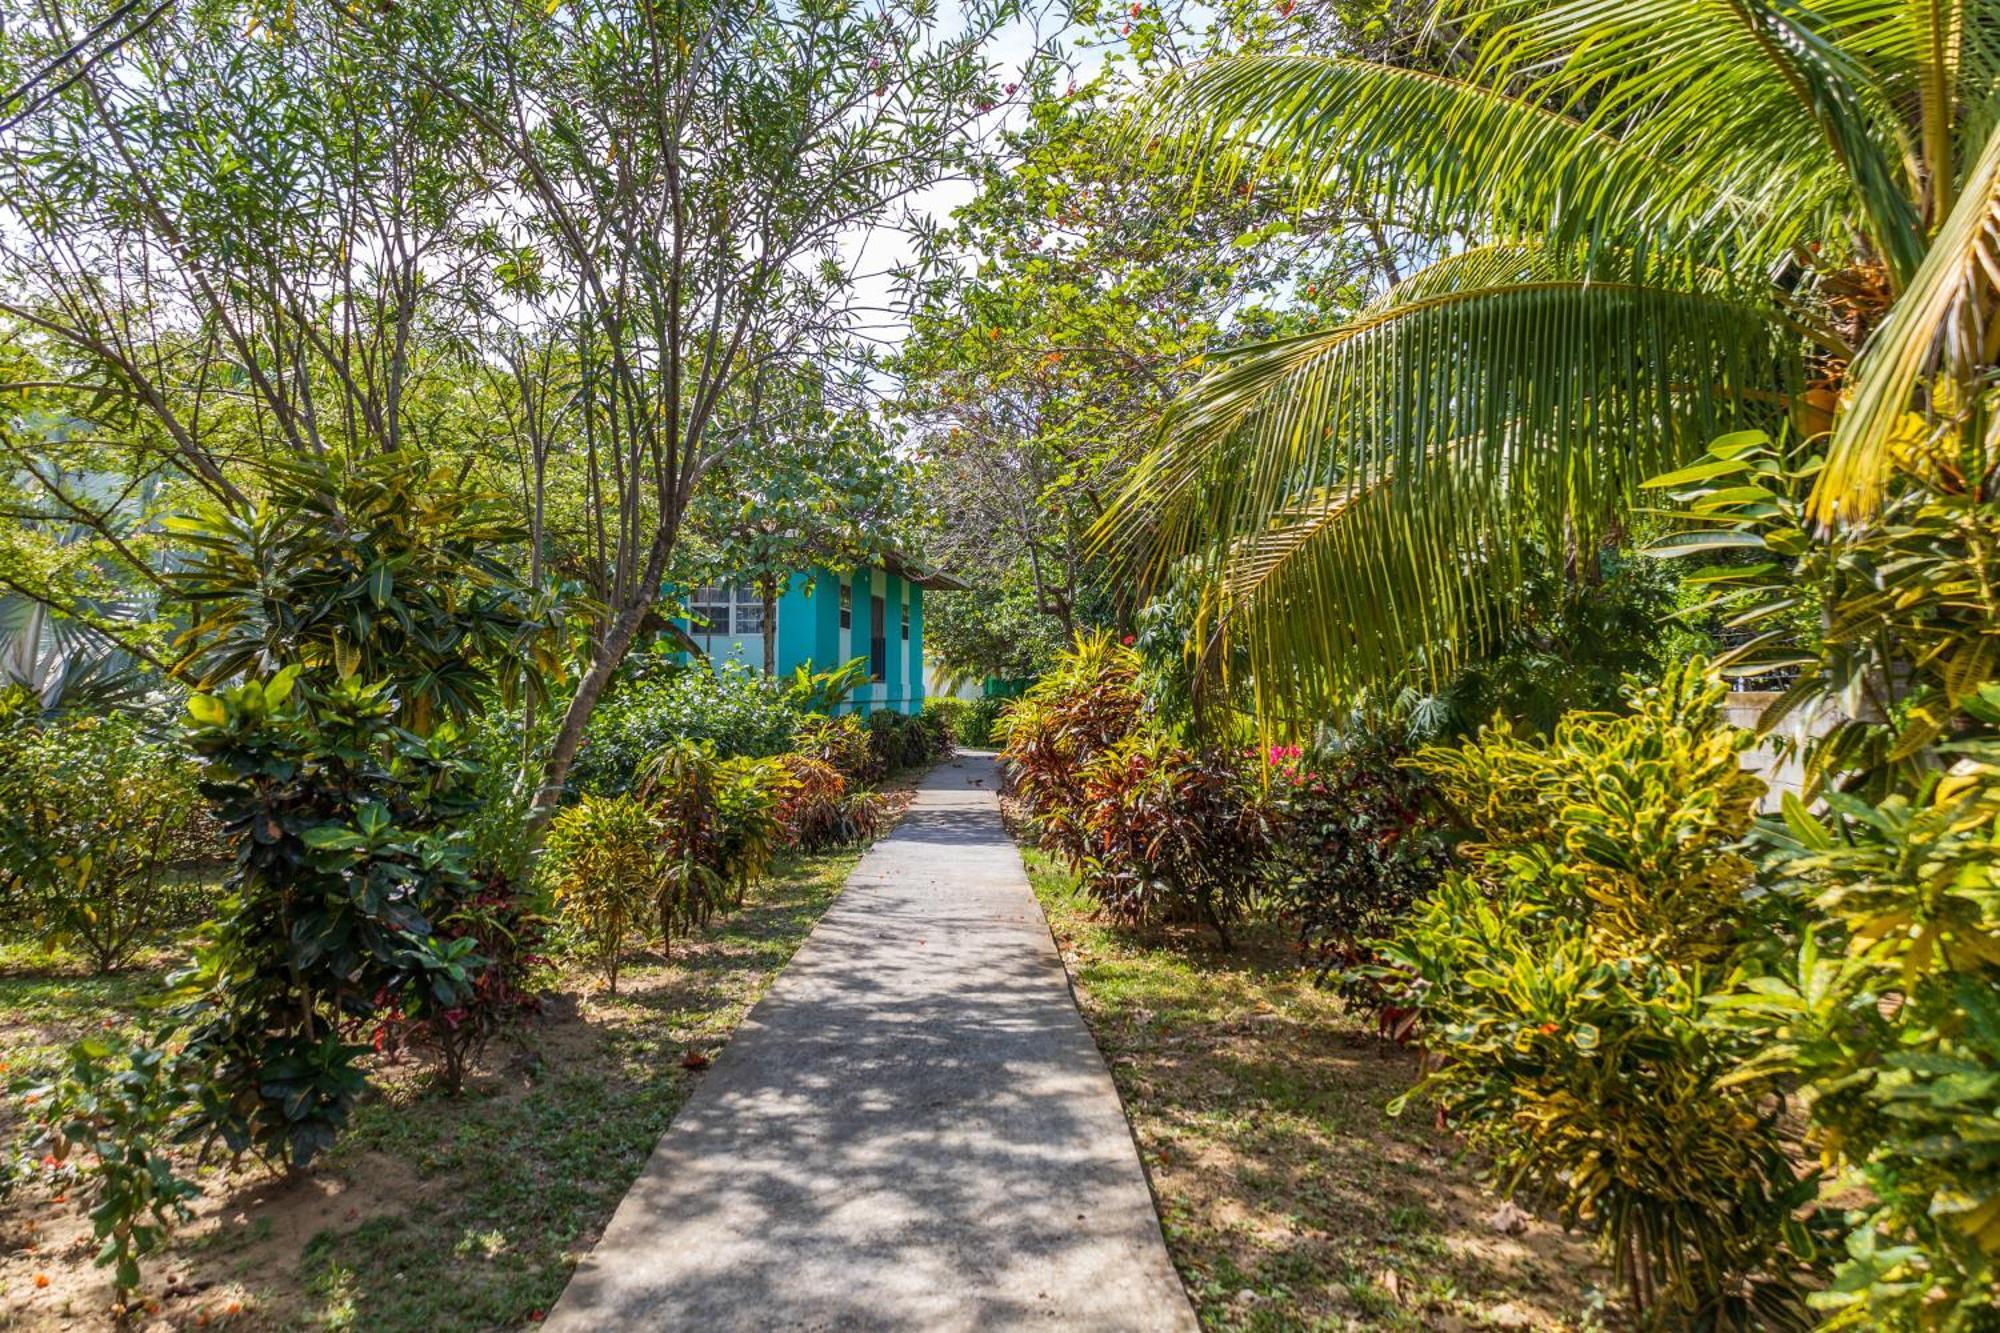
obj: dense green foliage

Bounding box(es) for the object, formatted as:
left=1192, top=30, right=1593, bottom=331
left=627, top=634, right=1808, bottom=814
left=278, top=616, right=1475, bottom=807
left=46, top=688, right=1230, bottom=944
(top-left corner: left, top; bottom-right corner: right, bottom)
left=1268, top=739, right=1445, bottom=1009
left=1388, top=663, right=1819, bottom=1327
left=575, top=665, right=802, bottom=796
left=172, top=670, right=492, bottom=1165
left=1103, top=0, right=2000, bottom=722
left=539, top=795, right=664, bottom=995
left=168, top=460, right=560, bottom=733
left=0, top=691, right=214, bottom=970
left=1659, top=430, right=2000, bottom=1327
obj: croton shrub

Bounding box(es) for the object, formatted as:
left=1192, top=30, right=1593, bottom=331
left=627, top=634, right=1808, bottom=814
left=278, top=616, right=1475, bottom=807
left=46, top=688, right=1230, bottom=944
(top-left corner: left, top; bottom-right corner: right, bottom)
left=1659, top=432, right=2000, bottom=1327
left=1386, top=662, right=1823, bottom=1328
left=997, top=631, right=1145, bottom=863
left=1000, top=633, right=1277, bottom=943
left=1267, top=738, right=1447, bottom=1014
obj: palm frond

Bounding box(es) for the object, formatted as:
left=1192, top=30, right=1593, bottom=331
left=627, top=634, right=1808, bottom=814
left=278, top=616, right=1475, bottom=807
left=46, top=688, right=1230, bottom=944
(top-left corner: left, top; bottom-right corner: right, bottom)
left=1136, top=33, right=1868, bottom=280
left=1817, top=116, right=2000, bottom=521
left=1450, top=0, right=1925, bottom=282
left=1101, top=273, right=1798, bottom=717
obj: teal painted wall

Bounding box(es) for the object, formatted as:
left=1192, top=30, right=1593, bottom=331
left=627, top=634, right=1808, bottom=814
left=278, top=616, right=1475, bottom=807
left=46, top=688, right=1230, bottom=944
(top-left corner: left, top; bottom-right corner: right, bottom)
left=665, top=564, right=926, bottom=715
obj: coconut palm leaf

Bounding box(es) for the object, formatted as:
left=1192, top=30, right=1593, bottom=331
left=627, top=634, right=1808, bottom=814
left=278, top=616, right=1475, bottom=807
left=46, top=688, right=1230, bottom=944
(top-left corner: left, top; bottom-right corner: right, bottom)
left=1449, top=0, right=1925, bottom=282
left=1101, top=271, right=1797, bottom=715
left=1819, top=117, right=2000, bottom=520
left=1111, top=0, right=2000, bottom=721
left=1140, top=54, right=1790, bottom=269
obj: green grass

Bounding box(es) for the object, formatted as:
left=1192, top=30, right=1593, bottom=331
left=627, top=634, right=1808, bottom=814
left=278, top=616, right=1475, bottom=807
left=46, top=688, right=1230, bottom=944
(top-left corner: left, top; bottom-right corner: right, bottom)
left=281, top=848, right=856, bottom=1329
left=1022, top=846, right=1611, bottom=1332
left=0, top=849, right=856, bottom=1329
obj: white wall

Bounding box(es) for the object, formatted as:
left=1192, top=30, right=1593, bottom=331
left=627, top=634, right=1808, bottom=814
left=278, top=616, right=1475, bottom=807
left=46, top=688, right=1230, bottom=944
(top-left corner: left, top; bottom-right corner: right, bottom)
left=1728, top=691, right=1837, bottom=810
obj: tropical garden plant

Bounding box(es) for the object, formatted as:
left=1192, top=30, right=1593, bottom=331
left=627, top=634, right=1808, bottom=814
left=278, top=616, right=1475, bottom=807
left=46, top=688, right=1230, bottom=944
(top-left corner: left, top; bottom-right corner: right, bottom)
left=773, top=754, right=888, bottom=852
left=1655, top=427, right=2000, bottom=1326
left=539, top=794, right=665, bottom=995
left=1267, top=736, right=1446, bottom=1010
left=1387, top=661, right=1823, bottom=1327
left=1105, top=0, right=2000, bottom=718
left=996, top=631, right=1147, bottom=861
left=0, top=691, right=211, bottom=971
left=1072, top=729, right=1277, bottom=946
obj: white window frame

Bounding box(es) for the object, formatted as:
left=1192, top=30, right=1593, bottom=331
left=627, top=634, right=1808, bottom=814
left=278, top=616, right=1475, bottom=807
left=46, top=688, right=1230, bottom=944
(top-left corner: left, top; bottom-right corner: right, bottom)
left=691, top=582, right=769, bottom=637
left=691, top=583, right=732, bottom=636
left=732, top=584, right=766, bottom=636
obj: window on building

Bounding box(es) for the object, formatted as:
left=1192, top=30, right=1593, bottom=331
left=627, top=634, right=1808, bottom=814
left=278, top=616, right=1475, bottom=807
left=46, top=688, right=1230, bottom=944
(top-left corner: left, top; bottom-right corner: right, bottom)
left=732, top=584, right=765, bottom=636
left=900, top=599, right=910, bottom=642
left=869, top=594, right=887, bottom=681
left=838, top=581, right=851, bottom=629
left=690, top=583, right=731, bottom=636
left=690, top=582, right=767, bottom=636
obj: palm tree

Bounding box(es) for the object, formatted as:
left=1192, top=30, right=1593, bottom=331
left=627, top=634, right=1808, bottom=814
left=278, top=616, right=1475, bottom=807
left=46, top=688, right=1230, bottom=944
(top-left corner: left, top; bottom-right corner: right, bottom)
left=1101, top=0, right=2000, bottom=721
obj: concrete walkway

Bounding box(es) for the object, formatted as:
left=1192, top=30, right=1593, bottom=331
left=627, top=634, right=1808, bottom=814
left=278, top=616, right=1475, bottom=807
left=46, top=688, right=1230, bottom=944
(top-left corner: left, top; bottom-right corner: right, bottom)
left=545, top=753, right=1197, bottom=1332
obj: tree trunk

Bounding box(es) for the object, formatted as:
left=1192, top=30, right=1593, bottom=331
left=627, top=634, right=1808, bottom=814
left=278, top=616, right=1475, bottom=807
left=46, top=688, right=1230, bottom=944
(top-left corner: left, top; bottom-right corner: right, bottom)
left=762, top=579, right=778, bottom=676
left=526, top=528, right=677, bottom=840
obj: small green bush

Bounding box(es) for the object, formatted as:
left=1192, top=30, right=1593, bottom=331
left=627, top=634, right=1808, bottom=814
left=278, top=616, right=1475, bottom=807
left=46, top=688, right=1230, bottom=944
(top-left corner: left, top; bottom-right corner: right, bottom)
left=575, top=663, right=800, bottom=795
left=25, top=1035, right=202, bottom=1297
left=0, top=692, right=213, bottom=971
left=640, top=740, right=795, bottom=944
left=713, top=754, right=792, bottom=909
left=957, top=695, right=1006, bottom=748
left=922, top=697, right=969, bottom=738
left=540, top=793, right=662, bottom=993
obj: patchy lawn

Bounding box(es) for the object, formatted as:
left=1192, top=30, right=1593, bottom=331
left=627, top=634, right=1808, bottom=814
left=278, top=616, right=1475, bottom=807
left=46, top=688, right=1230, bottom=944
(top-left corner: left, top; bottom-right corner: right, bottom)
left=0, top=848, right=857, bottom=1331
left=1021, top=845, right=1616, bottom=1332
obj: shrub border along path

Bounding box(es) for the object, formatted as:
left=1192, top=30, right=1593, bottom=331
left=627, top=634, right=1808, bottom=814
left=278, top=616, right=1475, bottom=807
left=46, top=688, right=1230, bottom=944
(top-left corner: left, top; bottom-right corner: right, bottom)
left=0, top=850, right=861, bottom=1329
left=547, top=752, right=1197, bottom=1331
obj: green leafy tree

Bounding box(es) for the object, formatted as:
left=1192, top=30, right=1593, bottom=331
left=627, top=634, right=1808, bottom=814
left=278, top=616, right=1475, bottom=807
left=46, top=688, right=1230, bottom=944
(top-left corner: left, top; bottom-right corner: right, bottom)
left=423, top=0, right=1028, bottom=831
left=684, top=382, right=914, bottom=675
left=897, top=10, right=1400, bottom=681
left=0, top=0, right=1027, bottom=841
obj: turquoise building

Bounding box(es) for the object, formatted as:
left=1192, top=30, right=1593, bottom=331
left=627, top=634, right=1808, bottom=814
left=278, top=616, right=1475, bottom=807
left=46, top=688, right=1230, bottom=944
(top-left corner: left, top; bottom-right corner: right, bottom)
left=679, top=553, right=965, bottom=715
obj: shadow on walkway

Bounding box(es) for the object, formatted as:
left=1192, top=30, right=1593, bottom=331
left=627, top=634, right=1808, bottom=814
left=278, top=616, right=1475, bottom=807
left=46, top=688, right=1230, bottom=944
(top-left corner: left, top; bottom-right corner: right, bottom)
left=545, top=755, right=1196, bottom=1332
